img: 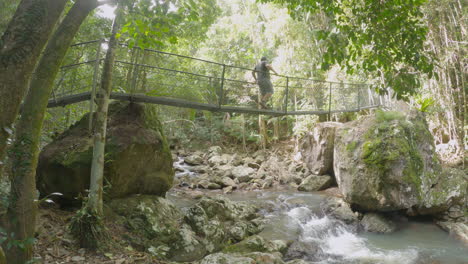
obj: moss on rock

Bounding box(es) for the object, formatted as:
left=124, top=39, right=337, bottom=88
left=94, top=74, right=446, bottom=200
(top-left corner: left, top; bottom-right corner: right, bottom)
left=334, top=110, right=462, bottom=214
left=37, top=102, right=174, bottom=204
left=108, top=195, right=264, bottom=262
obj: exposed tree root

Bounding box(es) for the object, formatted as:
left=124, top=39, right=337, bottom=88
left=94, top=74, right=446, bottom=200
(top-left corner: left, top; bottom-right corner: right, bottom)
left=69, top=206, right=108, bottom=249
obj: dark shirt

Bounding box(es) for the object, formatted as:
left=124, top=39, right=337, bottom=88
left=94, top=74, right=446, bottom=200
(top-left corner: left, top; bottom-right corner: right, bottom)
left=254, top=61, right=270, bottom=82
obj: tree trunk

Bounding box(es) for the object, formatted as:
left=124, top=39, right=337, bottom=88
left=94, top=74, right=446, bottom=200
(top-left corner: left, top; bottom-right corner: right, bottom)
left=88, top=8, right=121, bottom=216
left=4, top=1, right=98, bottom=263
left=0, top=0, right=67, bottom=173
left=0, top=247, right=5, bottom=264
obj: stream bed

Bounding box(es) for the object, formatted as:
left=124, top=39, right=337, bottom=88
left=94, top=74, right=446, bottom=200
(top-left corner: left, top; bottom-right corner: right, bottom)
left=171, top=157, right=467, bottom=264
left=168, top=189, right=468, bottom=264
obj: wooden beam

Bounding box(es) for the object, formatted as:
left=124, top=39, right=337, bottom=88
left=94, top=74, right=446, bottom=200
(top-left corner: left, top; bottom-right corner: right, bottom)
left=47, top=92, right=381, bottom=116
left=47, top=92, right=91, bottom=107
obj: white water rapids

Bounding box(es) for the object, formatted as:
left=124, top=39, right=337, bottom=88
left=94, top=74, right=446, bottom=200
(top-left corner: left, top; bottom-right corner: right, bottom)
left=284, top=206, right=419, bottom=264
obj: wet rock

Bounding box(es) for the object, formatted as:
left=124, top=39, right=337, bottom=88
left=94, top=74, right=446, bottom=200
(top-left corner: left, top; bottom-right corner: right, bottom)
left=37, top=102, right=173, bottom=203
left=301, top=122, right=343, bottom=175
left=223, top=186, right=233, bottom=194
left=321, top=187, right=343, bottom=198
left=436, top=221, right=468, bottom=246
left=291, top=175, right=303, bottom=185
left=216, top=164, right=235, bottom=178
left=297, top=175, right=333, bottom=192
left=208, top=154, right=232, bottom=166
left=261, top=178, right=273, bottom=189
left=208, top=146, right=223, bottom=157
left=198, top=252, right=285, bottom=264
left=321, top=197, right=359, bottom=225
left=184, top=154, right=204, bottom=165
left=360, top=213, right=397, bottom=233
left=232, top=166, right=256, bottom=183
left=333, top=110, right=466, bottom=214
left=285, top=241, right=320, bottom=261
left=244, top=252, right=284, bottom=264
left=208, top=182, right=222, bottom=190
left=191, top=165, right=209, bottom=174
left=223, top=235, right=288, bottom=255
left=220, top=177, right=237, bottom=188
left=197, top=180, right=211, bottom=189
left=199, top=253, right=256, bottom=264
left=286, top=260, right=312, bottom=264
left=187, top=190, right=204, bottom=199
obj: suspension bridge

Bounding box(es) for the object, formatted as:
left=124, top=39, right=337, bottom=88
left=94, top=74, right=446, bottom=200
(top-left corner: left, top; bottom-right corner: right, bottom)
left=47, top=39, right=385, bottom=116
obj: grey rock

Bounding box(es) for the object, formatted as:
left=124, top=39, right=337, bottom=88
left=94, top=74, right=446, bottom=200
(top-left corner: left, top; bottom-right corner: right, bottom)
left=333, top=111, right=467, bottom=214
left=232, top=166, right=256, bottom=183
left=208, top=154, right=232, bottom=166
left=297, top=175, right=333, bottom=192
left=184, top=154, right=204, bottom=165
left=301, top=122, right=343, bottom=175
left=322, top=197, right=359, bottom=225
left=286, top=260, right=312, bottom=264
left=360, top=213, right=397, bottom=233
left=37, top=102, right=173, bottom=203
left=208, top=182, right=222, bottom=190
left=223, top=186, right=233, bottom=194
left=208, top=146, right=222, bottom=157
left=285, top=241, right=320, bottom=261
left=197, top=180, right=210, bottom=189
left=436, top=221, right=468, bottom=246
left=199, top=253, right=255, bottom=264
left=221, top=177, right=237, bottom=187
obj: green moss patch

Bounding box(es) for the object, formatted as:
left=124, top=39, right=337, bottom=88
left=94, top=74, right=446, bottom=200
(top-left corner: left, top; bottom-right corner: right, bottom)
left=361, top=111, right=424, bottom=195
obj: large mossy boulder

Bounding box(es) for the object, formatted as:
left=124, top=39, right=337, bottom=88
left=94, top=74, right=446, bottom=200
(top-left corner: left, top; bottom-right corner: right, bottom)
left=300, top=122, right=342, bottom=175
left=37, top=102, right=173, bottom=202
left=333, top=110, right=466, bottom=214
left=108, top=195, right=264, bottom=262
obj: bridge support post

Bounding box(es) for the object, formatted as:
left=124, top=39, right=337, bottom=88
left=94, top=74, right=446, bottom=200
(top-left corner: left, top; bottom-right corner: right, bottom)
left=357, top=84, right=361, bottom=111
left=89, top=39, right=103, bottom=132
left=219, top=64, right=226, bottom=108
left=284, top=77, right=289, bottom=114
left=328, top=82, right=332, bottom=121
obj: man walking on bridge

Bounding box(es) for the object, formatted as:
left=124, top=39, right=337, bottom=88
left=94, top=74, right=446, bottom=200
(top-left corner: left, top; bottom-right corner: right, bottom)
left=252, top=56, right=278, bottom=109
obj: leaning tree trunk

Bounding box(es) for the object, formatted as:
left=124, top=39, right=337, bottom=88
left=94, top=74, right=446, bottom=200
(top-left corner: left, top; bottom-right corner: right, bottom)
left=70, top=8, right=122, bottom=249
left=4, top=1, right=98, bottom=263
left=88, top=8, right=120, bottom=217
left=0, top=248, right=5, bottom=264
left=0, top=0, right=67, bottom=174
left=70, top=9, right=121, bottom=249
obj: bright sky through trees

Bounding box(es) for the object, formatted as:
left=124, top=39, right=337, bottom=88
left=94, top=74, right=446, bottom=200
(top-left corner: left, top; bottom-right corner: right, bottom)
left=97, top=4, right=116, bottom=19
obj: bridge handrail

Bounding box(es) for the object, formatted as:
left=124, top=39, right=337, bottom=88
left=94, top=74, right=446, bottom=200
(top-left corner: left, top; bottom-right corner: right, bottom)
left=67, top=39, right=370, bottom=87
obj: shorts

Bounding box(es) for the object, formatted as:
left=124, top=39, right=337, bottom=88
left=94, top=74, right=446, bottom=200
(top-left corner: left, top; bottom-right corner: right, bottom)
left=258, top=79, right=273, bottom=95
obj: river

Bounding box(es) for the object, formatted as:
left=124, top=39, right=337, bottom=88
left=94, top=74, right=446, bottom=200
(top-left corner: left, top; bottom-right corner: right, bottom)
left=171, top=158, right=468, bottom=264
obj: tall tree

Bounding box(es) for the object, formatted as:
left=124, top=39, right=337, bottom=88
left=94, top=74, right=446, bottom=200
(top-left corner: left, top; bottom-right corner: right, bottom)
left=258, top=0, right=435, bottom=98
left=0, top=0, right=68, bottom=174
left=4, top=1, right=100, bottom=262
left=0, top=247, right=4, bottom=264
left=422, top=0, right=466, bottom=163
left=88, top=7, right=121, bottom=217
left=0, top=0, right=21, bottom=33
left=70, top=7, right=121, bottom=248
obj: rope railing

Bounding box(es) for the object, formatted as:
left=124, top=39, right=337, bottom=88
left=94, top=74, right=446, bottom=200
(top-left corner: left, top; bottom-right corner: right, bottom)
left=49, top=39, right=383, bottom=116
